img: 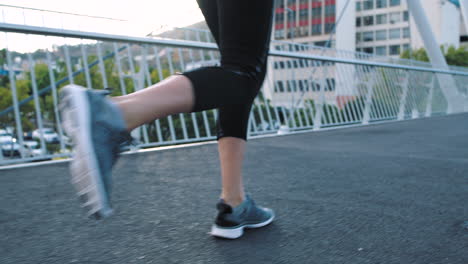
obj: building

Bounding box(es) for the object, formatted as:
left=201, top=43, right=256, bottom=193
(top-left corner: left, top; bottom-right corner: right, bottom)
left=273, top=0, right=465, bottom=56
left=264, top=0, right=467, bottom=113
left=355, top=0, right=410, bottom=56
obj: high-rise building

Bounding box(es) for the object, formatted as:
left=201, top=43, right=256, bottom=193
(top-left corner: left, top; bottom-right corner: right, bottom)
left=355, top=0, right=410, bottom=56
left=272, top=0, right=465, bottom=56
left=273, top=0, right=339, bottom=47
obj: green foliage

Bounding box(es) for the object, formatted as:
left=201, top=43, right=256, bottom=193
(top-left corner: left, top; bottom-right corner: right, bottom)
left=341, top=97, right=365, bottom=121
left=0, top=49, right=8, bottom=88
left=400, top=48, right=429, bottom=62
left=150, top=68, right=171, bottom=83
left=400, top=46, right=468, bottom=67
left=0, top=86, right=12, bottom=125
left=443, top=46, right=468, bottom=67
left=0, top=49, right=5, bottom=66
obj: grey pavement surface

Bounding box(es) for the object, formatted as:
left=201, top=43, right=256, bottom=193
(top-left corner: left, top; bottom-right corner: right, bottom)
left=1, top=113, right=468, bottom=264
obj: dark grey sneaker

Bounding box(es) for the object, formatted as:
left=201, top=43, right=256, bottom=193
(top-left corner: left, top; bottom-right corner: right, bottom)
left=210, top=195, right=275, bottom=239
left=59, top=84, right=130, bottom=219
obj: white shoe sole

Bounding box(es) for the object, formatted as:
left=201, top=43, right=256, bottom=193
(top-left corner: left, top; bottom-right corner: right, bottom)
left=210, top=208, right=275, bottom=239
left=60, top=84, right=112, bottom=218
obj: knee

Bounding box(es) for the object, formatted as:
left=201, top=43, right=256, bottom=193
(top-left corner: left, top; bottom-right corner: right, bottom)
left=182, top=66, right=260, bottom=111
left=221, top=60, right=268, bottom=88
left=221, top=65, right=262, bottom=98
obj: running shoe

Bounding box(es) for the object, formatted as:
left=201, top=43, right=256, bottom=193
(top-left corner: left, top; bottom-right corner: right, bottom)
left=210, top=195, right=275, bottom=239
left=59, top=84, right=130, bottom=219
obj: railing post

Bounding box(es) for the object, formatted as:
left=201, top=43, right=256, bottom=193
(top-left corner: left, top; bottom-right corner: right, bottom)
left=176, top=48, right=189, bottom=140
left=80, top=45, right=93, bottom=89
left=165, top=48, right=177, bottom=142
left=113, top=43, right=127, bottom=95
left=321, top=61, right=335, bottom=125
left=398, top=71, right=410, bottom=120
left=96, top=42, right=108, bottom=88
left=6, top=48, right=25, bottom=158
left=27, top=53, right=47, bottom=155
left=45, top=49, right=66, bottom=152
left=362, top=74, right=376, bottom=125
left=313, top=62, right=326, bottom=130
left=425, top=74, right=435, bottom=117
left=63, top=45, right=74, bottom=84
left=152, top=46, right=167, bottom=143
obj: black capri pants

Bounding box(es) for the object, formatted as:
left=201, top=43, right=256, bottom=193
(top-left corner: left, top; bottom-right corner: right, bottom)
left=182, top=0, right=274, bottom=140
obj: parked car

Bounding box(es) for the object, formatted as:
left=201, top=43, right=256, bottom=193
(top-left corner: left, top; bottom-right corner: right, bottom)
left=1, top=140, right=49, bottom=158
left=0, top=130, right=14, bottom=145
left=32, top=128, right=59, bottom=143
left=1, top=141, right=20, bottom=157
left=23, top=140, right=46, bottom=157
left=23, top=131, right=34, bottom=140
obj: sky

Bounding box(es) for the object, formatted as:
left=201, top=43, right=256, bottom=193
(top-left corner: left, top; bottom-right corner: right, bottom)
left=0, top=0, right=205, bottom=52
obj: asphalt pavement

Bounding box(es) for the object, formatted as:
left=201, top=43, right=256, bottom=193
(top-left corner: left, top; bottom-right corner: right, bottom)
left=1, top=113, right=467, bottom=264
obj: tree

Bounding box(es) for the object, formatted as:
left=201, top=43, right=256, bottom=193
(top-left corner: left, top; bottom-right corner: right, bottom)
left=0, top=86, right=12, bottom=125
left=0, top=49, right=5, bottom=66
left=0, top=79, right=36, bottom=131
left=443, top=46, right=468, bottom=67
left=400, top=46, right=468, bottom=67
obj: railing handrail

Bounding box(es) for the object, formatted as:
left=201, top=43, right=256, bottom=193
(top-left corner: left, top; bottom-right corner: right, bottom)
left=0, top=4, right=128, bottom=22
left=0, top=22, right=217, bottom=50
left=270, top=50, right=468, bottom=76
left=1, top=22, right=468, bottom=77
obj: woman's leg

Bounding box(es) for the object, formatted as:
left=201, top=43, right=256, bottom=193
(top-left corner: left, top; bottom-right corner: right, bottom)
left=112, top=75, right=194, bottom=131
left=194, top=0, right=247, bottom=207
left=210, top=0, right=273, bottom=208
left=112, top=0, right=272, bottom=210
left=218, top=137, right=246, bottom=207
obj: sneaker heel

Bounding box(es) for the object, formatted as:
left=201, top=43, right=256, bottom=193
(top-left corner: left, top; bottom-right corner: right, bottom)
left=210, top=225, right=244, bottom=239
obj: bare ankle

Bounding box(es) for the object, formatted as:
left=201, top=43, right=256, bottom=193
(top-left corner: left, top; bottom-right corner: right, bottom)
left=221, top=195, right=245, bottom=208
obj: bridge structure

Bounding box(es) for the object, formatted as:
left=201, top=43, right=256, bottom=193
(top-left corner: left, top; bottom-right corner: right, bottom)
left=0, top=4, right=467, bottom=264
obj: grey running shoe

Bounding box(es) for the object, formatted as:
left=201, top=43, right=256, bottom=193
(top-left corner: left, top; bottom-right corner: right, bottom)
left=210, top=195, right=275, bottom=239
left=59, top=84, right=130, bottom=219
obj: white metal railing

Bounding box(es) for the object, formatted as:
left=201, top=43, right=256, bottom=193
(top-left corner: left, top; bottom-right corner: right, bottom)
left=0, top=22, right=467, bottom=165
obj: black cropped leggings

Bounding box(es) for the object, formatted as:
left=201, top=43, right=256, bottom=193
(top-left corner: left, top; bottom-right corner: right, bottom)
left=182, top=0, right=274, bottom=140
